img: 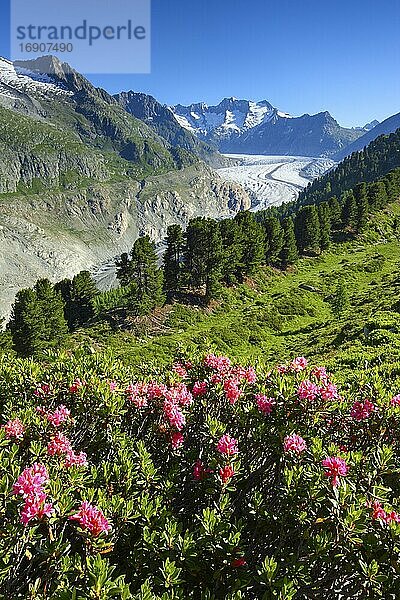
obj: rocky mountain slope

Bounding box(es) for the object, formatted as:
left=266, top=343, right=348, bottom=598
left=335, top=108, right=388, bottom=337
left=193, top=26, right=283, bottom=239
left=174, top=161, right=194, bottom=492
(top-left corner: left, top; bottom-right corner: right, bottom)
left=114, top=91, right=225, bottom=167
left=334, top=111, right=400, bottom=161
left=0, top=56, right=249, bottom=318
left=171, top=98, right=364, bottom=157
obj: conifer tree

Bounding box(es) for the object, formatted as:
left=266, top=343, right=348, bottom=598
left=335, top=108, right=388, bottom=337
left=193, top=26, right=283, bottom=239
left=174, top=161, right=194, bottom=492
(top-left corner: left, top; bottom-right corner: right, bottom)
left=184, top=218, right=223, bottom=300
left=34, top=279, right=68, bottom=344
left=9, top=280, right=67, bottom=356
left=116, top=253, right=132, bottom=287
left=328, top=196, right=341, bottom=228
left=264, top=217, right=284, bottom=264
left=280, top=218, right=298, bottom=267
left=163, top=224, right=184, bottom=294
left=218, top=219, right=242, bottom=284
left=354, top=183, right=369, bottom=231
left=294, top=206, right=320, bottom=254
left=128, top=236, right=165, bottom=315
left=318, top=202, right=331, bottom=250
left=8, top=288, right=44, bottom=356
left=341, top=193, right=357, bottom=229
left=234, top=211, right=266, bottom=277
left=368, top=181, right=387, bottom=211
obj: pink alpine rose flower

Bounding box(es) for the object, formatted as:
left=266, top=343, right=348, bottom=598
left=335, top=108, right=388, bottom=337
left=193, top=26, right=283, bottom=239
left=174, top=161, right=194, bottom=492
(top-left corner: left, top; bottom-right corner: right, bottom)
left=192, top=381, right=208, bottom=397
left=163, top=400, right=186, bottom=431
left=217, top=434, right=238, bottom=456
left=193, top=459, right=211, bottom=481
left=20, top=495, right=54, bottom=526
left=322, top=456, right=349, bottom=487
left=47, top=432, right=72, bottom=456
left=298, top=380, right=319, bottom=402
left=64, top=450, right=88, bottom=468
left=224, top=379, right=242, bottom=405
left=284, top=434, right=307, bottom=454
left=70, top=501, right=110, bottom=536
left=255, top=394, right=275, bottom=415
left=350, top=399, right=376, bottom=421
left=170, top=432, right=184, bottom=449
left=204, top=353, right=231, bottom=373
left=290, top=357, right=308, bottom=372
left=13, top=464, right=49, bottom=499
left=219, top=464, right=235, bottom=484
left=390, top=394, right=400, bottom=407
left=3, top=418, right=25, bottom=440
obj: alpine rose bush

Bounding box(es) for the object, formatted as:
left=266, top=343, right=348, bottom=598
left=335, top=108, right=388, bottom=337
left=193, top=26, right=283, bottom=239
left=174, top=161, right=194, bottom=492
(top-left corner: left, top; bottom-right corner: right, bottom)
left=0, top=350, right=400, bottom=598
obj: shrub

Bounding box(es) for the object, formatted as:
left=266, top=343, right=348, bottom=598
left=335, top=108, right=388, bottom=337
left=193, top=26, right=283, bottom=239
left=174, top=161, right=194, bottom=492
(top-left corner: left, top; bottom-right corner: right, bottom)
left=1, top=351, right=400, bottom=597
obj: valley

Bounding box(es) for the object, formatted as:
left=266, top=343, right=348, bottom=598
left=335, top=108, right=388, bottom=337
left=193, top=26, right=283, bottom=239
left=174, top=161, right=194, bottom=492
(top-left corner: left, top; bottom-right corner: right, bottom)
left=217, top=154, right=336, bottom=209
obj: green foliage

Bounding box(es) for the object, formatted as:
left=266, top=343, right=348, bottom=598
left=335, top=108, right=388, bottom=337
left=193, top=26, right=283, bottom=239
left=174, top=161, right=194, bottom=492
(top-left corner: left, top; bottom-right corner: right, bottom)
left=8, top=279, right=68, bottom=356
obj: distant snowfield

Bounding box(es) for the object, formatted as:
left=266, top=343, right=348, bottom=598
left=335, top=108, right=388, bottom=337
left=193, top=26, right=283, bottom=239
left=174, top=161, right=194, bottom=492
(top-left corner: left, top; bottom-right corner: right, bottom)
left=217, top=154, right=336, bottom=211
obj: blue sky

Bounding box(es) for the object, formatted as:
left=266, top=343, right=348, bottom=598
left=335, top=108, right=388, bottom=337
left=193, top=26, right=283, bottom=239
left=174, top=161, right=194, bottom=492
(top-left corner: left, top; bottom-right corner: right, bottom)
left=0, top=0, right=399, bottom=127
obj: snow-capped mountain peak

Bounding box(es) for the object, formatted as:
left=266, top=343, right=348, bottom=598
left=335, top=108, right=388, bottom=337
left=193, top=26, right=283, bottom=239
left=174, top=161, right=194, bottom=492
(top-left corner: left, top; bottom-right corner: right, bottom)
left=171, top=98, right=280, bottom=140
left=0, top=56, right=73, bottom=103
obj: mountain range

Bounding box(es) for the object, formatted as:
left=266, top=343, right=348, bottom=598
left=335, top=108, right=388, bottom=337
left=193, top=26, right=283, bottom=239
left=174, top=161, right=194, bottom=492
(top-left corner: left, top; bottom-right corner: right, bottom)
left=171, top=98, right=367, bottom=157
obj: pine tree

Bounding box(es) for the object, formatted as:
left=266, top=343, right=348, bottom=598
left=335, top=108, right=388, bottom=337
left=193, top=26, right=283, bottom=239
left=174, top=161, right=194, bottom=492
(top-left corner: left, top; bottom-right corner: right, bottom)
left=184, top=218, right=223, bottom=300
left=163, top=224, right=184, bottom=294
left=116, top=253, right=132, bottom=287
left=328, top=196, right=341, bottom=228
left=56, top=272, right=98, bottom=330
left=368, top=181, right=387, bottom=211
left=354, top=183, right=369, bottom=231
left=341, top=193, right=357, bottom=229
left=318, top=202, right=331, bottom=250
left=34, top=279, right=68, bottom=344
left=127, top=237, right=165, bottom=315
left=294, top=206, right=320, bottom=254
left=234, top=211, right=266, bottom=277
left=8, top=280, right=67, bottom=356
left=218, top=219, right=242, bottom=284
left=8, top=288, right=45, bottom=356
left=280, top=218, right=298, bottom=267
left=264, top=217, right=284, bottom=264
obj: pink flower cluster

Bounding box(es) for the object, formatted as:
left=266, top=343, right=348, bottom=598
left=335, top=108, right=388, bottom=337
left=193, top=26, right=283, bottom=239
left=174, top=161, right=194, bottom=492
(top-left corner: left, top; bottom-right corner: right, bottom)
left=13, top=464, right=54, bottom=526
left=69, top=379, right=85, bottom=393
left=204, top=353, right=231, bottom=373
left=322, top=456, right=349, bottom=487
left=297, top=379, right=339, bottom=403
left=192, top=381, right=208, bottom=397
left=255, top=394, right=275, bottom=415
left=290, top=357, right=308, bottom=372
left=371, top=501, right=400, bottom=524
left=3, top=418, right=25, bottom=440
left=219, top=464, right=235, bottom=484
left=390, top=394, right=400, bottom=407
left=217, top=434, right=239, bottom=456
left=37, top=404, right=70, bottom=427
left=350, top=399, right=376, bottom=421
left=47, top=432, right=87, bottom=468
left=193, top=459, right=213, bottom=481
left=34, top=382, right=51, bottom=397
left=70, top=501, right=110, bottom=536
left=284, top=434, right=307, bottom=454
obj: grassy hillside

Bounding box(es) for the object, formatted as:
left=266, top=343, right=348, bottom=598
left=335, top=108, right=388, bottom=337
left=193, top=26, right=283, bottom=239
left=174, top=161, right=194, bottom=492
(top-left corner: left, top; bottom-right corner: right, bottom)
left=64, top=200, right=400, bottom=379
